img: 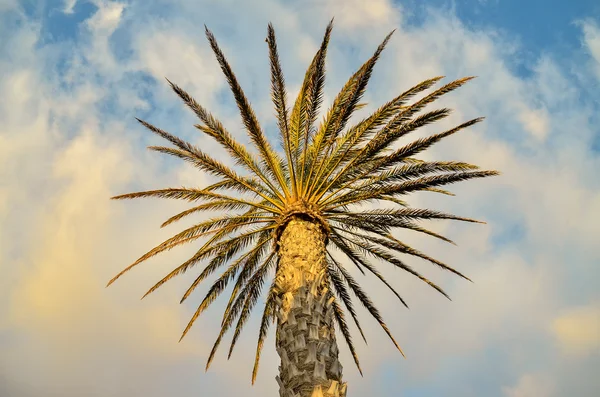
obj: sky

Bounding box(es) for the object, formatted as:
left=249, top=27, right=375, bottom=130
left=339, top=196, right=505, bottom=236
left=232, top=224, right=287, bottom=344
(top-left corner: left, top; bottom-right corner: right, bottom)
left=0, top=0, right=599, bottom=396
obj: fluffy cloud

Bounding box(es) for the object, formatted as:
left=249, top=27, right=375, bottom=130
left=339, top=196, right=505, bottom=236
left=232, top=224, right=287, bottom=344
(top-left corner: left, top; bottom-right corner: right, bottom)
left=1, top=1, right=598, bottom=397
left=503, top=373, right=555, bottom=397
left=62, top=0, right=78, bottom=14
left=581, top=20, right=600, bottom=79
left=552, top=303, right=600, bottom=357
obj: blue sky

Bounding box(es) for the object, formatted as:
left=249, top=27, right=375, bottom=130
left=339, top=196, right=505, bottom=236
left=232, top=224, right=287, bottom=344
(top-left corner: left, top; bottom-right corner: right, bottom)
left=405, top=0, right=599, bottom=50
left=1, top=1, right=599, bottom=397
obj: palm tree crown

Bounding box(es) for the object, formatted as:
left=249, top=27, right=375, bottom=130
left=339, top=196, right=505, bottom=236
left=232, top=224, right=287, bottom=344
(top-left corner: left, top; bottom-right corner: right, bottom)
left=108, top=20, right=499, bottom=384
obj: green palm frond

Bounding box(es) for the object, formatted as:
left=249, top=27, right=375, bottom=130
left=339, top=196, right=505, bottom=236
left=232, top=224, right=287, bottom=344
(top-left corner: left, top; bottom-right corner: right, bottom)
left=219, top=233, right=275, bottom=321
left=160, top=200, right=266, bottom=228
left=226, top=252, right=276, bottom=360
left=327, top=252, right=368, bottom=343
left=109, top=20, right=499, bottom=380
left=177, top=228, right=274, bottom=304
left=330, top=291, right=363, bottom=376
left=251, top=279, right=278, bottom=384
left=204, top=27, right=290, bottom=199
left=329, top=231, right=408, bottom=308
left=311, top=76, right=445, bottom=189
left=290, top=20, right=333, bottom=196
left=305, top=30, right=395, bottom=200
left=334, top=258, right=405, bottom=357
left=266, top=23, right=295, bottom=197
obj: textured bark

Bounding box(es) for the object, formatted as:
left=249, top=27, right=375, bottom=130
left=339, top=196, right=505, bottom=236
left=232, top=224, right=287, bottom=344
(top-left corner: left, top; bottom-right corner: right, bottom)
left=274, top=217, right=347, bottom=397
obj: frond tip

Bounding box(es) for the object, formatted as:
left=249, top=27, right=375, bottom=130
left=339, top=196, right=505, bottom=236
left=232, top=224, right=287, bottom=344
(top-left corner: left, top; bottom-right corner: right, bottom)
left=108, top=19, right=499, bottom=384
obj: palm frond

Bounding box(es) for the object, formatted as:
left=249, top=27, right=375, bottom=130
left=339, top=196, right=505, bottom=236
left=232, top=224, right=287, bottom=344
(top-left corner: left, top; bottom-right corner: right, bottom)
left=422, top=187, right=455, bottom=196
left=305, top=30, right=395, bottom=199
left=330, top=292, right=363, bottom=376
left=160, top=200, right=266, bottom=228
left=219, top=232, right=275, bottom=322
left=179, top=250, right=274, bottom=344
left=329, top=229, right=408, bottom=308
left=165, top=79, right=286, bottom=203
left=331, top=214, right=456, bottom=245
left=336, top=227, right=470, bottom=282
left=251, top=279, right=278, bottom=384
left=204, top=27, right=289, bottom=198
left=334, top=260, right=405, bottom=357
left=139, top=120, right=264, bottom=198
left=147, top=145, right=280, bottom=206
left=324, top=170, right=498, bottom=209
left=298, top=20, right=332, bottom=181
left=290, top=19, right=333, bottom=196
left=331, top=207, right=483, bottom=224
left=374, top=118, right=486, bottom=173
left=106, top=212, right=271, bottom=286
left=266, top=23, right=295, bottom=197
left=328, top=233, right=369, bottom=275
left=177, top=228, right=273, bottom=304
left=327, top=253, right=368, bottom=343
left=112, top=187, right=281, bottom=213
left=170, top=226, right=275, bottom=305
left=203, top=252, right=275, bottom=371
left=314, top=78, right=478, bottom=202
left=307, top=77, right=445, bottom=196
left=344, top=237, right=450, bottom=300
left=227, top=253, right=276, bottom=359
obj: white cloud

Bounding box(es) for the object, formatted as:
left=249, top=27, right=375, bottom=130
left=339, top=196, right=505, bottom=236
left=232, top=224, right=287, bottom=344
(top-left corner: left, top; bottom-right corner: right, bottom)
left=86, top=0, right=125, bottom=34
left=503, top=373, right=555, bottom=397
left=581, top=20, right=600, bottom=79
left=552, top=302, right=600, bottom=357
left=518, top=107, right=549, bottom=140
left=63, top=0, right=78, bottom=14
left=318, top=0, right=400, bottom=30
left=134, top=28, right=223, bottom=103
left=79, top=1, right=126, bottom=74
left=1, top=1, right=599, bottom=397
left=0, top=0, right=17, bottom=12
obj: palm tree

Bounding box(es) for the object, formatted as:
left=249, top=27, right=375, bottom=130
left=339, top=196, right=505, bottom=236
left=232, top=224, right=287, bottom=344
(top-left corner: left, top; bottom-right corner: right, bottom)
left=108, top=20, right=498, bottom=397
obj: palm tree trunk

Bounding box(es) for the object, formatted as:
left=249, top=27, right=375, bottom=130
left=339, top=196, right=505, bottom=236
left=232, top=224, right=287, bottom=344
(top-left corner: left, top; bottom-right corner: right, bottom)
left=274, top=217, right=347, bottom=397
